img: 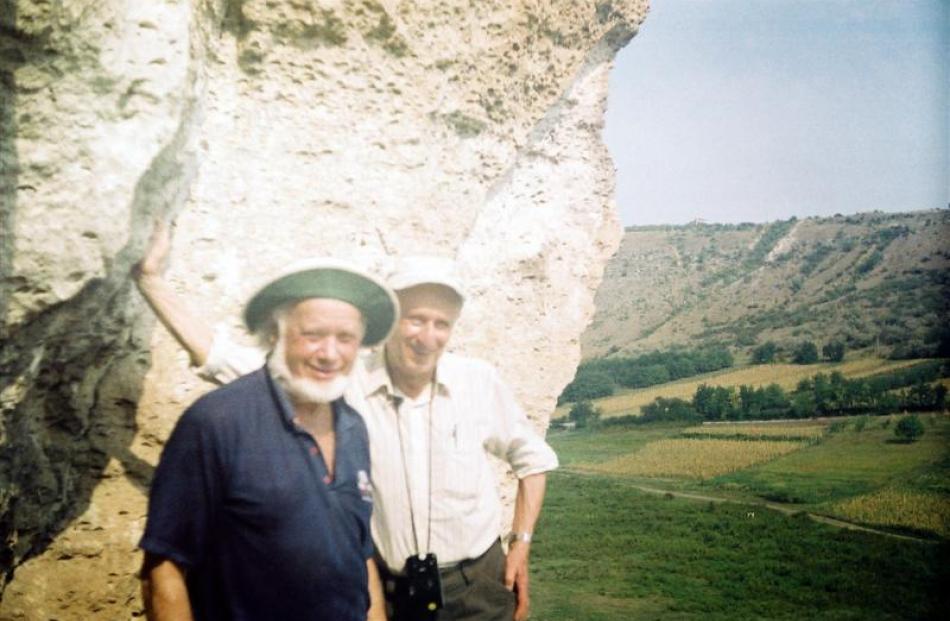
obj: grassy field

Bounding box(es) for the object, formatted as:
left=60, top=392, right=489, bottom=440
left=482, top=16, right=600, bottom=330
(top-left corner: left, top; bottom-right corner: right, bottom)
left=532, top=472, right=949, bottom=621
left=712, top=414, right=950, bottom=509
left=554, top=357, right=928, bottom=419
left=531, top=414, right=950, bottom=619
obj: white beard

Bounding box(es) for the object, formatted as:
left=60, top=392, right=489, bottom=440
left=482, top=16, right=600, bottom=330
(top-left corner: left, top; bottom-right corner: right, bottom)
left=267, top=338, right=350, bottom=404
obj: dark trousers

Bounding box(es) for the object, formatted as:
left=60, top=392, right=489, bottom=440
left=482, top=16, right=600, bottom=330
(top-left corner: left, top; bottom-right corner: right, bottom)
left=380, top=540, right=516, bottom=621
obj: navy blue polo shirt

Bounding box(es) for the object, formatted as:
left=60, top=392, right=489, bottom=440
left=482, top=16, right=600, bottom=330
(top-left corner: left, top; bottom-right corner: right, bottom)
left=140, top=368, right=374, bottom=621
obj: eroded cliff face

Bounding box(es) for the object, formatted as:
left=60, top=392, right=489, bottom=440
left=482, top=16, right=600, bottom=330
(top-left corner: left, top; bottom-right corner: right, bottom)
left=0, top=1, right=647, bottom=617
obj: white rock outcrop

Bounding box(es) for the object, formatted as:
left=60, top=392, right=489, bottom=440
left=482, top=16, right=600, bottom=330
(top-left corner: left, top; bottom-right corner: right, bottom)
left=0, top=1, right=647, bottom=617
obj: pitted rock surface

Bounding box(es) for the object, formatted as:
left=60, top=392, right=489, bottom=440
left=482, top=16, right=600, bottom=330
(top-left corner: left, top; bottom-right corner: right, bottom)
left=0, top=1, right=647, bottom=617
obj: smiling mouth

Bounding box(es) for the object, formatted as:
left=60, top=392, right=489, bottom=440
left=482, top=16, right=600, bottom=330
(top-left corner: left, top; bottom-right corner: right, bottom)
left=409, top=344, right=438, bottom=356
left=306, top=366, right=340, bottom=380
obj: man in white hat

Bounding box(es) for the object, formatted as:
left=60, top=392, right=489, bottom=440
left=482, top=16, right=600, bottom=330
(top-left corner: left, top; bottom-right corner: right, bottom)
left=134, top=223, right=558, bottom=621
left=138, top=259, right=396, bottom=621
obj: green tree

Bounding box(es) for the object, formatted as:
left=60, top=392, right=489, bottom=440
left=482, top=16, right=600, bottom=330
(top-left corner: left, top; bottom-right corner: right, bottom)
left=641, top=397, right=699, bottom=422
left=822, top=340, right=846, bottom=362
left=792, top=341, right=819, bottom=365
left=894, top=415, right=925, bottom=443
left=569, top=401, right=601, bottom=429
left=693, top=384, right=737, bottom=421
left=761, top=384, right=791, bottom=418
left=696, top=347, right=734, bottom=372
left=790, top=389, right=816, bottom=418
left=558, top=371, right=614, bottom=404
left=752, top=341, right=779, bottom=364
left=618, top=364, right=670, bottom=389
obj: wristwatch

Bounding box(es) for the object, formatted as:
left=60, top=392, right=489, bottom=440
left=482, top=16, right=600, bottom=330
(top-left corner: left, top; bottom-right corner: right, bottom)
left=508, top=531, right=532, bottom=544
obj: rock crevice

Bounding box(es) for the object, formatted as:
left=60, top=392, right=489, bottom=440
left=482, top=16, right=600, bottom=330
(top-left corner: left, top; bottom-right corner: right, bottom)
left=0, top=1, right=648, bottom=617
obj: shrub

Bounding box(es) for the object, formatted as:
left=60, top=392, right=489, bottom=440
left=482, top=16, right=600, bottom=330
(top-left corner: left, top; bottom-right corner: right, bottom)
left=828, top=420, right=848, bottom=433
left=822, top=341, right=846, bottom=362
left=744, top=218, right=797, bottom=267
left=752, top=341, right=779, bottom=364
left=792, top=341, right=819, bottom=364
left=894, top=415, right=925, bottom=443
left=801, top=243, right=833, bottom=275
left=856, top=250, right=883, bottom=274
left=641, top=397, right=700, bottom=423
left=569, top=401, right=601, bottom=429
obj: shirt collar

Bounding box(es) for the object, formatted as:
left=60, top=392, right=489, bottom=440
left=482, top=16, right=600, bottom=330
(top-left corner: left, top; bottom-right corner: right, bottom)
left=363, top=348, right=455, bottom=401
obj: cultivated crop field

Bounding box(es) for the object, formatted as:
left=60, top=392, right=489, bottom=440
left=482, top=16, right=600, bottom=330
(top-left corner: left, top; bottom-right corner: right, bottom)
left=533, top=414, right=950, bottom=620
left=554, top=357, right=927, bottom=419
left=832, top=488, right=950, bottom=538
left=585, top=438, right=805, bottom=478
left=682, top=421, right=827, bottom=440
left=713, top=414, right=949, bottom=508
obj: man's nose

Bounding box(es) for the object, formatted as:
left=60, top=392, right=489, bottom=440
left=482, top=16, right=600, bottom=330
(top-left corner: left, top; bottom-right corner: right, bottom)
left=314, top=337, right=341, bottom=363
left=417, top=324, right=441, bottom=349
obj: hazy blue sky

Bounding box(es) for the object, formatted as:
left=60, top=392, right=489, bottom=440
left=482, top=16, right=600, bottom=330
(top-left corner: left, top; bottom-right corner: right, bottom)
left=604, top=0, right=948, bottom=226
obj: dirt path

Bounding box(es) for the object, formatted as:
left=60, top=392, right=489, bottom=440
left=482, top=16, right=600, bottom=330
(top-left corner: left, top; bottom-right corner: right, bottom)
left=561, top=468, right=936, bottom=544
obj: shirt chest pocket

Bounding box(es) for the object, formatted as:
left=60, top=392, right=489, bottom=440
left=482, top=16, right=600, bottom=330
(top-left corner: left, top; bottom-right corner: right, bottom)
left=431, top=413, right=483, bottom=500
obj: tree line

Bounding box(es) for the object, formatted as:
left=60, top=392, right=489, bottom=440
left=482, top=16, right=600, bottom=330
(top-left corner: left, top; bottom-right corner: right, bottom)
left=752, top=339, right=845, bottom=364
left=558, top=347, right=734, bottom=405
left=639, top=364, right=949, bottom=424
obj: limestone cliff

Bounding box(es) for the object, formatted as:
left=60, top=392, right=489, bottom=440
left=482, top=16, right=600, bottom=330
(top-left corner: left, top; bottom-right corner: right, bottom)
left=0, top=1, right=647, bottom=617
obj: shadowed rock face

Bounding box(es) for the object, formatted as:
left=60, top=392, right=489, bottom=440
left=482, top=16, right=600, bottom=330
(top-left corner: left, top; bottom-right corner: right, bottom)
left=0, top=0, right=647, bottom=616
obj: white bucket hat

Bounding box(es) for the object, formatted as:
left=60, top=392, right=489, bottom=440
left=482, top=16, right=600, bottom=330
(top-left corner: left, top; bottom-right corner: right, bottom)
left=387, top=256, right=465, bottom=303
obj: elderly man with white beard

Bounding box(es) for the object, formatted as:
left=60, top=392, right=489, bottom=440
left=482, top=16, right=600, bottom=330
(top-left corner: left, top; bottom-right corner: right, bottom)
left=138, top=261, right=397, bottom=621
left=134, top=222, right=558, bottom=621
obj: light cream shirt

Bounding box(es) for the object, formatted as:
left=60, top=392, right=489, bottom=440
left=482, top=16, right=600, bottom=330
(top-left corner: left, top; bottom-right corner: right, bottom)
left=199, top=331, right=559, bottom=572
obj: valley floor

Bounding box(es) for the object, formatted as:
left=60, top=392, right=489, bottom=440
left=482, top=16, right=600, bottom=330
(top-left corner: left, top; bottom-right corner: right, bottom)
left=531, top=414, right=950, bottom=620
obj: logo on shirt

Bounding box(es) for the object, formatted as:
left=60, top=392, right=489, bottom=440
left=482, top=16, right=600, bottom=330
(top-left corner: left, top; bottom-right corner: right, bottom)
left=357, top=469, right=372, bottom=503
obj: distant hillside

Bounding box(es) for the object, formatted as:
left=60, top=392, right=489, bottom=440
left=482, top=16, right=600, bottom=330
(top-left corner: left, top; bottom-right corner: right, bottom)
left=583, top=210, right=950, bottom=360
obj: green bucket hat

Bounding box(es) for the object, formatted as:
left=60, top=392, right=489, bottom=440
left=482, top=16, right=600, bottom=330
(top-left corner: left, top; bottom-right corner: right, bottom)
left=243, top=258, right=398, bottom=347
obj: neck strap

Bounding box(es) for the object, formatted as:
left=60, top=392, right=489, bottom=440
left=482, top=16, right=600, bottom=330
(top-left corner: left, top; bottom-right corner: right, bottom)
left=394, top=375, right=436, bottom=558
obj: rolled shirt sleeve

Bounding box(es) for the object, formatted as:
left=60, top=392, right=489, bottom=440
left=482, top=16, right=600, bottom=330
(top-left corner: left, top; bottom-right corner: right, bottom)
left=481, top=364, right=559, bottom=478
left=139, top=404, right=223, bottom=568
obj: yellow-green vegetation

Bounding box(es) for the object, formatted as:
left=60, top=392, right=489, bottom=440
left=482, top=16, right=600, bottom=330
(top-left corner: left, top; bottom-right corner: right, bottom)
left=555, top=356, right=923, bottom=419
left=532, top=471, right=950, bottom=621
left=547, top=425, right=677, bottom=468
left=535, top=414, right=950, bottom=619
left=831, top=488, right=950, bottom=538
left=713, top=415, right=950, bottom=508
left=584, top=212, right=950, bottom=361
left=585, top=438, right=804, bottom=479
left=841, top=356, right=932, bottom=379
left=682, top=422, right=827, bottom=440
left=555, top=414, right=950, bottom=537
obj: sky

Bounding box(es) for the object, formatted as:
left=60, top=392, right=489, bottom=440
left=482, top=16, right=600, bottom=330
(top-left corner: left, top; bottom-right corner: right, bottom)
left=604, top=0, right=949, bottom=226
